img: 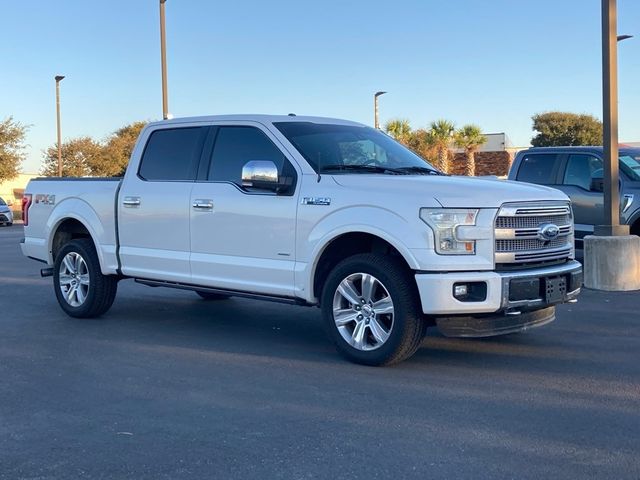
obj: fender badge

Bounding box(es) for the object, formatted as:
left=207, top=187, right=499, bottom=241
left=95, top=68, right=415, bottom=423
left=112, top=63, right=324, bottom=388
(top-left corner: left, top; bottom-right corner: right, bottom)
left=302, top=197, right=331, bottom=206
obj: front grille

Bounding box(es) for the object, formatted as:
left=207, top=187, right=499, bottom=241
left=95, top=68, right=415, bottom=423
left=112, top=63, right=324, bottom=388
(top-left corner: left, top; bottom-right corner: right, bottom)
left=496, top=238, right=568, bottom=252
left=494, top=202, right=574, bottom=266
left=495, top=214, right=570, bottom=229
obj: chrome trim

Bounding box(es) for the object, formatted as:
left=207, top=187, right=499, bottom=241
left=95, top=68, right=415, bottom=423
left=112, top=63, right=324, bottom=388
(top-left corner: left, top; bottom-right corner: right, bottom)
left=622, top=194, right=634, bottom=213
left=302, top=197, right=331, bottom=206
left=494, top=202, right=574, bottom=265
left=122, top=196, right=141, bottom=207
left=241, top=160, right=279, bottom=186
left=499, top=260, right=582, bottom=310
left=192, top=199, right=214, bottom=210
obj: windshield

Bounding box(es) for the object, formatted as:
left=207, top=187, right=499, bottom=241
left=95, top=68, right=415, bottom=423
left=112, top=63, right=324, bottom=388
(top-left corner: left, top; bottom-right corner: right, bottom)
left=620, top=155, right=640, bottom=181
left=0, top=197, right=6, bottom=206
left=274, top=122, right=439, bottom=175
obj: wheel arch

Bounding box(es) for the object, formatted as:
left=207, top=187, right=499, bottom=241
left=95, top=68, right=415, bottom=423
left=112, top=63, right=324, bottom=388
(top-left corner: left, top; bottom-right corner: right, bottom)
left=310, top=229, right=418, bottom=303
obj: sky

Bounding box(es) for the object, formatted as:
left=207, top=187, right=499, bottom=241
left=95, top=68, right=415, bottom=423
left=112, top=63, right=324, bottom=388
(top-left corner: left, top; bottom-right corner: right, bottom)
left=2, top=0, right=639, bottom=173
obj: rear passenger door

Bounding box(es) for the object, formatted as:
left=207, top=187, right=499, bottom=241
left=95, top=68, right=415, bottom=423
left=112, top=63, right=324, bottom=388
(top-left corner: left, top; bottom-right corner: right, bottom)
left=556, top=154, right=604, bottom=239
left=118, top=125, right=209, bottom=283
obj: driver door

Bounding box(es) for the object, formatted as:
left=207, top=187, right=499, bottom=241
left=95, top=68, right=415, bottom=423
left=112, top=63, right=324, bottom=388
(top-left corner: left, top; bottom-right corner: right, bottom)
left=189, top=124, right=300, bottom=297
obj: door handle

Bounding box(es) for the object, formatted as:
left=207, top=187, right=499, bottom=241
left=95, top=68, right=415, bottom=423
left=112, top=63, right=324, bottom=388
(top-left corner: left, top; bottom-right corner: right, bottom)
left=192, top=199, right=214, bottom=210
left=123, top=196, right=141, bottom=207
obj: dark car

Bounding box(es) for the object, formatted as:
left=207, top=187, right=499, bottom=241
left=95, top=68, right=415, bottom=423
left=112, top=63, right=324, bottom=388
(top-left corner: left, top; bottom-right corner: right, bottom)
left=508, top=146, right=640, bottom=245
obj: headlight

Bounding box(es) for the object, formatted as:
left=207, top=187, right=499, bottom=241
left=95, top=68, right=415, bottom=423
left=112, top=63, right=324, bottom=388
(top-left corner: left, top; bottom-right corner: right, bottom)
left=420, top=208, right=478, bottom=255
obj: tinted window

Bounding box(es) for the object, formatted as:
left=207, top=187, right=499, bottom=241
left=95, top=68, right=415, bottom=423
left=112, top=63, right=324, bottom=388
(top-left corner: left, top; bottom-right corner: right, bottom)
left=139, top=127, right=206, bottom=181
left=516, top=154, right=558, bottom=184
left=563, top=154, right=602, bottom=190
left=274, top=122, right=437, bottom=173
left=208, top=127, right=287, bottom=184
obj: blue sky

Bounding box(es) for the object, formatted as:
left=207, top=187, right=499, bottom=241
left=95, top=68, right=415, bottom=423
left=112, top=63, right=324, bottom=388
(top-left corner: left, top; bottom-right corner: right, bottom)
left=2, top=0, right=639, bottom=173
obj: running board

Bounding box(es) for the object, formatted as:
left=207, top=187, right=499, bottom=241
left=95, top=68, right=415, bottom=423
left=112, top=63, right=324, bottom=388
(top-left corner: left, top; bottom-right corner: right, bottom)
left=134, top=278, right=313, bottom=306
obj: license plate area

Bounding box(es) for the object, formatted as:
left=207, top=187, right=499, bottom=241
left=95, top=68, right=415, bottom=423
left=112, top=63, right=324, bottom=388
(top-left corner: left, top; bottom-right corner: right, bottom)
left=544, top=275, right=567, bottom=304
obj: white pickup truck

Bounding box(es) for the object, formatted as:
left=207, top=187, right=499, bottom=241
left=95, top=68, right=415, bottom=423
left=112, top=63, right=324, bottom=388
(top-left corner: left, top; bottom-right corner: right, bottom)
left=21, top=115, right=582, bottom=365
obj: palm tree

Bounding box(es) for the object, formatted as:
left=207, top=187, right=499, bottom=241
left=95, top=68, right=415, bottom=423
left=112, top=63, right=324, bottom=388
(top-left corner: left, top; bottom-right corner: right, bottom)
left=427, top=119, right=455, bottom=173
left=384, top=119, right=412, bottom=145
left=454, top=125, right=487, bottom=176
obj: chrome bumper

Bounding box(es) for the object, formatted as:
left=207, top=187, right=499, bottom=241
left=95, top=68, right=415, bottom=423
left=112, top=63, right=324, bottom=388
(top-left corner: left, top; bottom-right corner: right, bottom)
left=499, top=260, right=582, bottom=311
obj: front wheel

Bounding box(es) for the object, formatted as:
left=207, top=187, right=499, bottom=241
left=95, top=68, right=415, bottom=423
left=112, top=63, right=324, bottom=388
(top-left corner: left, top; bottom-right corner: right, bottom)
left=53, top=238, right=118, bottom=318
left=321, top=253, right=425, bottom=366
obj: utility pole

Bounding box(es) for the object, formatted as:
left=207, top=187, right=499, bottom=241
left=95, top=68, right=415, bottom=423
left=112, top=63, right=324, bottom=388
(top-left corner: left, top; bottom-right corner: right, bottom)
left=55, top=75, right=65, bottom=177
left=374, top=91, right=386, bottom=129
left=159, top=0, right=169, bottom=119
left=596, top=0, right=628, bottom=236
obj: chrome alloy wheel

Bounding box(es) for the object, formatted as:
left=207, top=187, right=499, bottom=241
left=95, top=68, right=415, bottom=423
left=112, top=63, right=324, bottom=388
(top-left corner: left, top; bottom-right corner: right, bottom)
left=58, top=252, right=90, bottom=307
left=332, top=272, right=394, bottom=351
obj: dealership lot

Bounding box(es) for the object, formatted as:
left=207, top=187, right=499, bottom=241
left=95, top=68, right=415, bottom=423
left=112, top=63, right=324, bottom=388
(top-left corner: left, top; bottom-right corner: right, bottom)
left=0, top=225, right=639, bottom=479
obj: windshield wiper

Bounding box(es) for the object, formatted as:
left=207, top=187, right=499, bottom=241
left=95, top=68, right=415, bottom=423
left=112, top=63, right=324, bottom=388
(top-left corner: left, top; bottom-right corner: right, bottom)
left=320, top=164, right=401, bottom=174
left=391, top=166, right=444, bottom=175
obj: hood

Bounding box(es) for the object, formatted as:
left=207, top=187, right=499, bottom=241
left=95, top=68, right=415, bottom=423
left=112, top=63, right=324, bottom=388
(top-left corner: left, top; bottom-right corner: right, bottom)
left=331, top=174, right=569, bottom=208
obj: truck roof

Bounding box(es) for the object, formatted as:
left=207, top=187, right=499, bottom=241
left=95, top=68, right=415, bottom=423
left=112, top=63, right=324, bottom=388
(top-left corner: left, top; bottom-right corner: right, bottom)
left=522, top=146, right=640, bottom=155
left=146, top=114, right=366, bottom=128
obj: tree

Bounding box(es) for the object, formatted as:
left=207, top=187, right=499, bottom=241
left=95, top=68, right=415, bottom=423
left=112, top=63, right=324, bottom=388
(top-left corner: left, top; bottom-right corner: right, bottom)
left=531, top=112, right=602, bottom=147
left=102, top=121, right=147, bottom=176
left=41, top=137, right=105, bottom=177
left=427, top=119, right=455, bottom=173
left=454, top=124, right=487, bottom=176
left=0, top=117, right=28, bottom=183
left=385, top=119, right=412, bottom=144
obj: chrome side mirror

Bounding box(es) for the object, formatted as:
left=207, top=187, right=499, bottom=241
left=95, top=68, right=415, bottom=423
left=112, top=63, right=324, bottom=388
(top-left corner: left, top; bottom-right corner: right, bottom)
left=242, top=160, right=279, bottom=190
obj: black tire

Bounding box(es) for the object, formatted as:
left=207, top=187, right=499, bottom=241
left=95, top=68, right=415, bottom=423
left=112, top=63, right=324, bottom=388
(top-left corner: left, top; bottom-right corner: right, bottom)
left=320, top=253, right=426, bottom=366
left=195, top=291, right=231, bottom=301
left=53, top=238, right=118, bottom=318
left=6, top=222, right=12, bottom=227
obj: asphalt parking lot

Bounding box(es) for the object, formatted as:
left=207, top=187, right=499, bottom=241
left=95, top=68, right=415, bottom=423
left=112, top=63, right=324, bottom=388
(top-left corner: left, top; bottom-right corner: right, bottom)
left=1, top=225, right=639, bottom=479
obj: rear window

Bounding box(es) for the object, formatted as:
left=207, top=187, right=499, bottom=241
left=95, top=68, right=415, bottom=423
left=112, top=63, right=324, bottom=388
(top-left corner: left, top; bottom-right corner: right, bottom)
left=138, top=127, right=207, bottom=181
left=516, top=154, right=558, bottom=184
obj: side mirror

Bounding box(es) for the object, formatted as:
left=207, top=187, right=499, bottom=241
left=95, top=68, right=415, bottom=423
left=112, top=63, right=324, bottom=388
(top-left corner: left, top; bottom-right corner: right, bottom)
left=241, top=160, right=294, bottom=193
left=590, top=171, right=604, bottom=192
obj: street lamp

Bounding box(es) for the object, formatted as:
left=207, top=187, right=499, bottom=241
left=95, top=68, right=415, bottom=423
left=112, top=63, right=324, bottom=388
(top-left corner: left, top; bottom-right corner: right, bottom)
left=617, top=34, right=633, bottom=41
left=374, top=91, right=387, bottom=129
left=55, top=75, right=65, bottom=177
left=159, top=0, right=169, bottom=120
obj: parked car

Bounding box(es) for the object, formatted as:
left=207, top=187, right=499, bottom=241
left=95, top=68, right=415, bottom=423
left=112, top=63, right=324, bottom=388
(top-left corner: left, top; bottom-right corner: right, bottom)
left=20, top=115, right=582, bottom=365
left=509, top=146, right=640, bottom=244
left=0, top=197, right=13, bottom=226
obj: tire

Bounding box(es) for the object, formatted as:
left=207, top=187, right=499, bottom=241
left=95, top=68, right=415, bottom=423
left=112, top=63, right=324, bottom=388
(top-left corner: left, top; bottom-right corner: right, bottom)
left=53, top=238, right=118, bottom=318
left=320, top=253, right=426, bottom=366
left=6, top=222, right=12, bottom=227
left=195, top=291, right=231, bottom=301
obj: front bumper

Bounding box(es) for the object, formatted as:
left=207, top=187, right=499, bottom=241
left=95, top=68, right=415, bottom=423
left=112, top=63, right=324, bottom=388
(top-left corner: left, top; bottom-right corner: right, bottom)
left=0, top=210, right=12, bottom=223
left=415, top=260, right=582, bottom=315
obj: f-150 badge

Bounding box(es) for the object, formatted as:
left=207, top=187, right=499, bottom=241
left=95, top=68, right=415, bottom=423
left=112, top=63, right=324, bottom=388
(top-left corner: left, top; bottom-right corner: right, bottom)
left=302, top=197, right=331, bottom=206
left=35, top=194, right=56, bottom=205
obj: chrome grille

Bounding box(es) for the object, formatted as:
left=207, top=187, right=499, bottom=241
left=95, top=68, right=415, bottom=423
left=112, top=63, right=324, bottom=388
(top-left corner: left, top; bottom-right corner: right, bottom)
left=495, top=214, right=570, bottom=229
left=495, top=202, right=574, bottom=265
left=496, top=238, right=568, bottom=252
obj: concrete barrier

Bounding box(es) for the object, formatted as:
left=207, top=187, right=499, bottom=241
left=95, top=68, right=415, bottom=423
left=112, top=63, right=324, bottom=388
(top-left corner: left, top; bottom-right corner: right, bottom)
left=583, top=235, right=640, bottom=291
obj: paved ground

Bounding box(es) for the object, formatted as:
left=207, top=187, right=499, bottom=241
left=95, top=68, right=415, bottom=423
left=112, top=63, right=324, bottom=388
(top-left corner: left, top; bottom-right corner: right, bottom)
left=1, top=225, right=639, bottom=479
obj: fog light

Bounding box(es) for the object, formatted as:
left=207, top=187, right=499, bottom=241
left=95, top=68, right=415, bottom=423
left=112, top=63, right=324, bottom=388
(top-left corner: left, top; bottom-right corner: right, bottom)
left=453, top=284, right=468, bottom=298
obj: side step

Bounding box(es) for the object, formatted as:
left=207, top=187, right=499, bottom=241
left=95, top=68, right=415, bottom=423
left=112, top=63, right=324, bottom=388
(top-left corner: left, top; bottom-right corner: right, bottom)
left=134, top=278, right=313, bottom=306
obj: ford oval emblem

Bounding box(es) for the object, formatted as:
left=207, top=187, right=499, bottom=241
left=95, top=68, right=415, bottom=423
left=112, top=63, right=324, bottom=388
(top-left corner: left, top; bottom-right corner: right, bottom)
left=538, top=223, right=560, bottom=241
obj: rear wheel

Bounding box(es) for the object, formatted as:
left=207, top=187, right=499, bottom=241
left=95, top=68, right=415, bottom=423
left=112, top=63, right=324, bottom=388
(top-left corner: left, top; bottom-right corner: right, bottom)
left=321, top=253, right=425, bottom=366
left=53, top=238, right=118, bottom=318
left=196, top=291, right=231, bottom=301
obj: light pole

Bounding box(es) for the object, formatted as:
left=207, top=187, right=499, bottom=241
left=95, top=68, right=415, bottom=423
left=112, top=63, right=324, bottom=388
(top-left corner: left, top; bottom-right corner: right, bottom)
left=374, top=91, right=386, bottom=129
left=596, top=0, right=629, bottom=236
left=55, top=75, right=65, bottom=177
left=159, top=0, right=169, bottom=120
left=617, top=34, right=633, bottom=41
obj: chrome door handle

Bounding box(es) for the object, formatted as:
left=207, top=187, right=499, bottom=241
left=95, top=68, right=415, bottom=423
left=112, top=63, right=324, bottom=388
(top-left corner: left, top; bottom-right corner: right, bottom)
left=123, top=196, right=141, bottom=207
left=192, top=199, right=214, bottom=210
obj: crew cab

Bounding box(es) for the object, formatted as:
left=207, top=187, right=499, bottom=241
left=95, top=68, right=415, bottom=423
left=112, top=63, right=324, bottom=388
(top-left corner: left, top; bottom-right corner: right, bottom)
left=21, top=115, right=582, bottom=365
left=509, top=146, right=640, bottom=244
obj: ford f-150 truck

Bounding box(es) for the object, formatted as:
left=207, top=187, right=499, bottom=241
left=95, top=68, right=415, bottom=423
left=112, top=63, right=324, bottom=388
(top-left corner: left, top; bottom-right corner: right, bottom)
left=21, top=115, right=582, bottom=365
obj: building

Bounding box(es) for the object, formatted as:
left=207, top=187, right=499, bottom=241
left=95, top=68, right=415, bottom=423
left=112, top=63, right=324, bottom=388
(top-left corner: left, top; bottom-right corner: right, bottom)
left=0, top=173, right=39, bottom=219
left=451, top=132, right=519, bottom=177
